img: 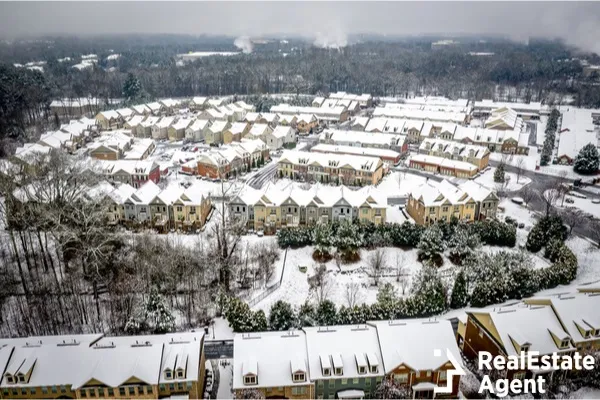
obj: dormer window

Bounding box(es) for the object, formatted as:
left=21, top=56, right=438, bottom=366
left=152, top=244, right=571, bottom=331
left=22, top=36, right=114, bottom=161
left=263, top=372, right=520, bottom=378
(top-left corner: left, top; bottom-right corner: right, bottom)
left=293, top=372, right=305, bottom=382
left=560, top=339, right=570, bottom=349
left=164, top=369, right=172, bottom=380
left=595, top=329, right=600, bottom=337
left=244, top=375, right=257, bottom=385
left=335, top=367, right=343, bottom=376
left=5, top=374, right=14, bottom=384
left=17, top=374, right=25, bottom=383
left=176, top=369, right=185, bottom=379
left=521, top=344, right=530, bottom=353
left=370, top=366, right=378, bottom=374
left=358, top=366, right=366, bottom=375
left=585, top=330, right=591, bottom=339
left=322, top=368, right=331, bottom=376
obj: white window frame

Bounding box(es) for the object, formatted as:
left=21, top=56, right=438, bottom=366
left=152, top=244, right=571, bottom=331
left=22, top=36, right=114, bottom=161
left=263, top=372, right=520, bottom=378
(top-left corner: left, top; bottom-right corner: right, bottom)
left=244, top=375, right=257, bottom=385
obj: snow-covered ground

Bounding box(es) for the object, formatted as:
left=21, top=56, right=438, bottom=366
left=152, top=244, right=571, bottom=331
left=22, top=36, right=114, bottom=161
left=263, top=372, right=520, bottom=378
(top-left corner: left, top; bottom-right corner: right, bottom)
left=490, top=149, right=539, bottom=170
left=216, top=359, right=233, bottom=399
left=555, top=192, right=600, bottom=219
left=474, top=167, right=531, bottom=192
left=572, top=387, right=600, bottom=399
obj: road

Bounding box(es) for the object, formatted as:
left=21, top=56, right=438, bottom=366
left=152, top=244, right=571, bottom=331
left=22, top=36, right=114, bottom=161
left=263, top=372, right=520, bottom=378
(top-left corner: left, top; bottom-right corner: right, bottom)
left=246, top=161, right=279, bottom=189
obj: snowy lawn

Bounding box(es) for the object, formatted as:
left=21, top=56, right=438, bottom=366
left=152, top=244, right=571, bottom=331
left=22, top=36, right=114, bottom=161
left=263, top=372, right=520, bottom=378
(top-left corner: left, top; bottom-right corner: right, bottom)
left=474, top=167, right=531, bottom=192
left=386, top=206, right=411, bottom=224
left=571, top=387, right=600, bottom=399
left=216, top=359, right=233, bottom=399
left=376, top=171, right=428, bottom=196
left=490, top=149, right=539, bottom=171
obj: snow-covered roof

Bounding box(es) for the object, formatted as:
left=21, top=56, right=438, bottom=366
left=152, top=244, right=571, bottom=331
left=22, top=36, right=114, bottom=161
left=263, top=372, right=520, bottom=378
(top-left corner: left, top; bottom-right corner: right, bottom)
left=187, top=119, right=210, bottom=132
left=209, top=120, right=229, bottom=133
left=271, top=104, right=345, bottom=121
left=140, top=116, right=161, bottom=128
left=146, top=102, right=163, bottom=112
left=311, top=143, right=400, bottom=160
left=279, top=150, right=382, bottom=172
left=97, top=110, right=120, bottom=120
left=532, top=293, right=600, bottom=344
left=304, top=325, right=383, bottom=380
left=171, top=118, right=192, bottom=131
left=321, top=128, right=406, bottom=148
left=312, top=96, right=326, bottom=106
left=373, top=107, right=467, bottom=124
left=410, top=154, right=478, bottom=171
left=557, top=108, right=599, bottom=159
left=124, top=139, right=155, bottom=160
left=156, top=116, right=175, bottom=129
left=484, top=107, right=523, bottom=131
left=383, top=102, right=470, bottom=114
left=419, top=138, right=489, bottom=159
left=481, top=304, right=575, bottom=357
left=365, top=117, right=390, bottom=132
left=125, top=115, right=146, bottom=127
left=14, top=143, right=52, bottom=163
left=248, top=123, right=271, bottom=137
left=192, top=96, right=207, bottom=105
left=132, top=104, right=151, bottom=114
left=244, top=112, right=261, bottom=122
left=270, top=126, right=293, bottom=139
left=351, top=117, right=370, bottom=128
left=475, top=99, right=545, bottom=113
left=116, top=108, right=134, bottom=118
left=126, top=181, right=161, bottom=204
left=233, top=331, right=308, bottom=390
left=409, top=179, right=473, bottom=207
left=235, top=100, right=255, bottom=111
left=160, top=98, right=180, bottom=108
left=457, top=180, right=496, bottom=202
left=369, top=319, right=462, bottom=373
left=227, top=122, right=249, bottom=135
left=296, top=114, right=317, bottom=124
left=101, top=160, right=158, bottom=176
left=107, top=183, right=137, bottom=204
left=452, top=126, right=520, bottom=145
left=38, top=131, right=72, bottom=149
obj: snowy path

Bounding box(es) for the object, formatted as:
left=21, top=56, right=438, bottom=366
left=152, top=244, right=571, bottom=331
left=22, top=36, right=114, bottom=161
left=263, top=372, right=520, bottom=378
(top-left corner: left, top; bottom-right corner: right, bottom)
left=216, top=359, right=233, bottom=400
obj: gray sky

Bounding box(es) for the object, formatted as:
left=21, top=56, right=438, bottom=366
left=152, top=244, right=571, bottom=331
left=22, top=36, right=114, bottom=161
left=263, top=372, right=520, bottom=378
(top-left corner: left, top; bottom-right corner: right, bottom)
left=1, top=2, right=600, bottom=53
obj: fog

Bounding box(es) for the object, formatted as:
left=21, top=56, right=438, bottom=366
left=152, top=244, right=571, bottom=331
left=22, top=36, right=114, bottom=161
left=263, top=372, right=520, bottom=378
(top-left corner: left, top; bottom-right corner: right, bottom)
left=1, top=2, right=600, bottom=53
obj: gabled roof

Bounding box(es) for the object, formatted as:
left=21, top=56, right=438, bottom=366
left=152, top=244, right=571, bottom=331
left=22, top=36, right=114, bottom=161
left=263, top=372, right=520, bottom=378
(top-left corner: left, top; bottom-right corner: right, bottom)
left=127, top=181, right=161, bottom=204
left=187, top=119, right=210, bottom=132
left=270, top=126, right=293, bottom=139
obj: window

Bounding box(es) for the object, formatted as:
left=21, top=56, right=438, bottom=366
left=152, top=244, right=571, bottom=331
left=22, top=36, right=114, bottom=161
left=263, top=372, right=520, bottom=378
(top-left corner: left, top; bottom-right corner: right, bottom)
left=353, top=378, right=359, bottom=384
left=52, top=386, right=58, bottom=393
left=159, top=384, right=166, bottom=391
left=190, top=206, right=196, bottom=214
left=61, top=385, right=67, bottom=393
left=41, top=387, right=48, bottom=395
left=29, top=388, right=36, bottom=395
left=2, top=389, right=8, bottom=396
left=20, top=388, right=27, bottom=395
left=439, top=371, right=447, bottom=380
left=513, top=372, right=526, bottom=380
left=318, top=381, right=324, bottom=388
left=18, top=374, right=25, bottom=383
left=187, top=382, right=193, bottom=390
left=119, top=387, right=126, bottom=396
left=108, top=388, right=114, bottom=396
left=429, top=207, right=435, bottom=214
left=426, top=371, right=431, bottom=377
left=178, top=382, right=184, bottom=390
left=293, top=372, right=305, bottom=382
left=561, top=339, right=570, bottom=348
left=323, top=368, right=331, bottom=376
left=442, top=206, right=448, bottom=212
left=6, top=376, right=13, bottom=384
left=165, top=370, right=173, bottom=379
left=335, top=367, right=343, bottom=376
left=370, top=366, right=378, bottom=374
left=341, top=378, right=348, bottom=385
left=177, top=370, right=184, bottom=379
left=244, top=375, right=257, bottom=385
left=395, top=373, right=408, bottom=383
left=128, top=387, right=135, bottom=395
left=359, top=366, right=366, bottom=374
left=80, top=389, right=87, bottom=398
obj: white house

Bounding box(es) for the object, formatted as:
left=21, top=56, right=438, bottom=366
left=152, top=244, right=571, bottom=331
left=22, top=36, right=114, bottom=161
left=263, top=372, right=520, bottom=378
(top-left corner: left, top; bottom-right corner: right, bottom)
left=264, top=126, right=296, bottom=150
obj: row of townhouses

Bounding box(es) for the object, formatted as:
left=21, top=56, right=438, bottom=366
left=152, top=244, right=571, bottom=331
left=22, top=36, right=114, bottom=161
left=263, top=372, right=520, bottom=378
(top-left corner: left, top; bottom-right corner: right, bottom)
left=88, top=130, right=156, bottom=161
left=229, top=182, right=387, bottom=233
left=233, top=319, right=462, bottom=399
left=100, top=181, right=213, bottom=232
left=277, top=151, right=385, bottom=186
left=318, top=129, right=408, bottom=165
left=406, top=179, right=499, bottom=224
left=0, top=332, right=206, bottom=400
left=182, top=139, right=270, bottom=179
left=233, top=291, right=600, bottom=400
left=312, top=92, right=373, bottom=109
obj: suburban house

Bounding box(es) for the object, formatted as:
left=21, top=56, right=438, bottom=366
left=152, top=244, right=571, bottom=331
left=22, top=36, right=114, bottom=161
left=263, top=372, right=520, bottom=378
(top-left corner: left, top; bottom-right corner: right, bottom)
left=418, top=139, right=490, bottom=171
left=185, top=119, right=211, bottom=142
left=296, top=114, right=319, bottom=134
left=197, top=108, right=227, bottom=121
left=328, top=92, right=373, bottom=108
left=171, top=182, right=213, bottom=231
left=124, top=115, right=146, bottom=137
left=457, top=181, right=499, bottom=220
left=116, top=108, right=134, bottom=120
left=406, top=179, right=484, bottom=225
left=38, top=130, right=77, bottom=152
left=462, top=304, right=576, bottom=384
left=49, top=98, right=104, bottom=118
left=152, top=116, right=175, bottom=140
left=229, top=182, right=386, bottom=233
left=319, top=129, right=408, bottom=155
left=351, top=117, right=370, bottom=131
left=452, top=126, right=529, bottom=155
left=233, top=331, right=314, bottom=399
left=409, top=154, right=478, bottom=178
left=89, top=131, right=133, bottom=160
left=159, top=98, right=181, bottom=114
left=304, top=325, right=384, bottom=400
left=372, top=107, right=468, bottom=126
left=370, top=319, right=463, bottom=399
left=223, top=122, right=250, bottom=144
left=244, top=112, right=261, bottom=124
left=277, top=114, right=298, bottom=127
left=555, top=108, right=599, bottom=165
left=244, top=123, right=273, bottom=141
left=204, top=120, right=231, bottom=145
left=149, top=183, right=185, bottom=232
left=271, top=104, right=348, bottom=123
left=139, top=116, right=161, bottom=138
left=146, top=102, right=165, bottom=115
left=100, top=160, right=161, bottom=188
left=132, top=104, right=152, bottom=115
left=312, top=96, right=326, bottom=107
left=311, top=143, right=401, bottom=166
left=190, top=96, right=208, bottom=111
left=278, top=150, right=385, bottom=186
left=95, top=110, right=123, bottom=130
left=105, top=183, right=137, bottom=224
left=168, top=118, right=192, bottom=141
left=263, top=126, right=296, bottom=150
left=195, top=149, right=240, bottom=179
left=473, top=100, right=548, bottom=120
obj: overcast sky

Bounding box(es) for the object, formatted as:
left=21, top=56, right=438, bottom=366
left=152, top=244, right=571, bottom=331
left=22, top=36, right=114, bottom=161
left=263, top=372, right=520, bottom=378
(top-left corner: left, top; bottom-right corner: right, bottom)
left=1, top=2, right=600, bottom=53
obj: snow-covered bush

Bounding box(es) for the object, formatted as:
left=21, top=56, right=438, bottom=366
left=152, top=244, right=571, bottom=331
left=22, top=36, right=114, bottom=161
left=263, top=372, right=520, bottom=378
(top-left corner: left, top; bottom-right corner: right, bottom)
left=236, top=389, right=265, bottom=399
left=526, top=215, right=567, bottom=253
left=315, top=300, right=337, bottom=326
left=469, top=219, right=516, bottom=247
left=268, top=300, right=297, bottom=331
left=573, top=142, right=600, bottom=174
left=449, top=270, right=468, bottom=309
left=375, top=378, right=411, bottom=399
left=448, top=226, right=480, bottom=265
left=417, top=224, right=445, bottom=264
left=410, top=266, right=448, bottom=316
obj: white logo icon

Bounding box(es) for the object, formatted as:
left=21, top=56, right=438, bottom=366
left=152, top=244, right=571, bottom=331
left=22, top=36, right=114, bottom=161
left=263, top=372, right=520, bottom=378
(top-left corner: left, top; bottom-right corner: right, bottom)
left=433, top=349, right=466, bottom=394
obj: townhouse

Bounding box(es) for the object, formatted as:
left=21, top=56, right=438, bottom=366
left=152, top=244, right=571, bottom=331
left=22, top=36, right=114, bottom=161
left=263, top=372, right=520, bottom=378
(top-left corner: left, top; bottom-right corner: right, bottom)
left=159, top=98, right=181, bottom=115
left=138, top=116, right=161, bottom=138
left=131, top=104, right=152, bottom=116
left=271, top=104, right=348, bottom=123
left=124, top=115, right=146, bottom=137
left=233, top=331, right=314, bottom=399
left=50, top=98, right=103, bottom=118
left=151, top=116, right=175, bottom=140
left=311, top=143, right=401, bottom=166
left=223, top=122, right=250, bottom=144
left=115, top=108, right=134, bottom=120
left=233, top=319, right=463, bottom=400
left=99, top=160, right=160, bottom=188
left=89, top=131, right=133, bottom=161
left=149, top=182, right=184, bottom=232
left=462, top=304, right=576, bottom=383
left=418, top=139, right=490, bottom=171
left=95, top=110, right=123, bottom=131
left=319, top=129, right=408, bottom=155
left=277, top=114, right=298, bottom=127
left=185, top=119, right=212, bottom=142
left=229, top=183, right=387, bottom=233
left=524, top=293, right=600, bottom=352
left=105, top=183, right=137, bottom=224
left=168, top=118, right=192, bottom=141
left=0, top=332, right=205, bottom=400
left=304, top=325, right=384, bottom=399
left=192, top=140, right=269, bottom=178
left=190, top=96, right=209, bottom=111
left=263, top=126, right=296, bottom=150
left=484, top=107, right=524, bottom=131
left=146, top=102, right=165, bottom=115
left=197, top=108, right=227, bottom=122
left=371, top=319, right=463, bottom=399
left=277, top=151, right=384, bottom=186
left=244, top=123, right=273, bottom=141
left=204, top=120, right=231, bottom=145
left=452, top=126, right=529, bottom=155
left=406, top=179, right=488, bottom=225
left=328, top=92, right=373, bottom=108
left=296, top=114, right=319, bottom=134
left=171, top=183, right=213, bottom=231
left=123, top=139, right=155, bottom=161
left=473, top=99, right=548, bottom=120
left=372, top=107, right=468, bottom=126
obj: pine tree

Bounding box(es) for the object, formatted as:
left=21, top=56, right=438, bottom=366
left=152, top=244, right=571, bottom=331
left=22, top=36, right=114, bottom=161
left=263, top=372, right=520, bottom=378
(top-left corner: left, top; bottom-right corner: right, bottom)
left=144, top=287, right=175, bottom=334
left=252, top=310, right=268, bottom=332
left=448, top=226, right=480, bottom=264
left=573, top=143, right=600, bottom=174
left=297, top=302, right=316, bottom=327
left=268, top=300, right=296, bottom=331
left=123, top=73, right=142, bottom=101
left=376, top=282, right=398, bottom=306
left=450, top=270, right=468, bottom=309
left=316, top=300, right=337, bottom=326
left=493, top=164, right=505, bottom=183
left=411, top=266, right=448, bottom=316
left=417, top=224, right=445, bottom=261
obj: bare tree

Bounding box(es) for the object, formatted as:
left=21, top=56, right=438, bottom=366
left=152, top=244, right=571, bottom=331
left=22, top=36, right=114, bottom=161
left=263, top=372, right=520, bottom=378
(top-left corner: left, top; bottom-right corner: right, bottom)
left=514, top=157, right=526, bottom=184
left=541, top=187, right=562, bottom=216
left=312, top=264, right=332, bottom=304
left=255, top=242, right=279, bottom=286
left=589, top=220, right=600, bottom=248
left=560, top=209, right=587, bottom=236
left=394, top=253, right=409, bottom=295
left=519, top=186, right=538, bottom=210
left=345, top=282, right=362, bottom=308
left=367, top=249, right=387, bottom=286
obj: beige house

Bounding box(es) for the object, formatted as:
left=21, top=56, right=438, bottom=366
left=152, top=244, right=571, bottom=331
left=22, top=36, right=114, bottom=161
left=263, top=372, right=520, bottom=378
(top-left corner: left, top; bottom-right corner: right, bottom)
left=204, top=120, right=231, bottom=145
left=168, top=118, right=192, bottom=141
left=223, top=122, right=250, bottom=144
left=185, top=119, right=211, bottom=142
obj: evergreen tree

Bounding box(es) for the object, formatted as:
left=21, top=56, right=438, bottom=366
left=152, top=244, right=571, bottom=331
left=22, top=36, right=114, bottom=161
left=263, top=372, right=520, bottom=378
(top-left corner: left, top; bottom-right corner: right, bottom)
left=448, top=226, right=480, bottom=264
left=316, top=300, right=337, bottom=326
left=252, top=310, right=268, bottom=332
left=144, top=287, right=176, bottom=334
left=123, top=72, right=142, bottom=101
left=493, top=164, right=505, bottom=183
left=268, top=300, right=296, bottom=331
left=375, top=379, right=411, bottom=399
left=573, top=143, right=600, bottom=174
left=297, top=302, right=316, bottom=327
left=450, top=270, right=468, bottom=309
left=376, top=282, right=398, bottom=306
left=417, top=224, right=445, bottom=261
left=411, top=266, right=448, bottom=316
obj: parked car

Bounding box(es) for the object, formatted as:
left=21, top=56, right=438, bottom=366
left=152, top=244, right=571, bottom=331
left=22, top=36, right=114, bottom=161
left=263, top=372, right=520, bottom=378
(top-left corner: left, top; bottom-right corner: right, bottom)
left=511, top=197, right=524, bottom=205
left=565, top=198, right=575, bottom=204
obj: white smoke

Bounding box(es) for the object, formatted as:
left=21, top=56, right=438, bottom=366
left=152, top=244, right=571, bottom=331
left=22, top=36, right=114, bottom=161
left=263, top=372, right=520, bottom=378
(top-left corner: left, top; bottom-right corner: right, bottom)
left=234, top=36, right=253, bottom=54
left=313, top=29, right=348, bottom=49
